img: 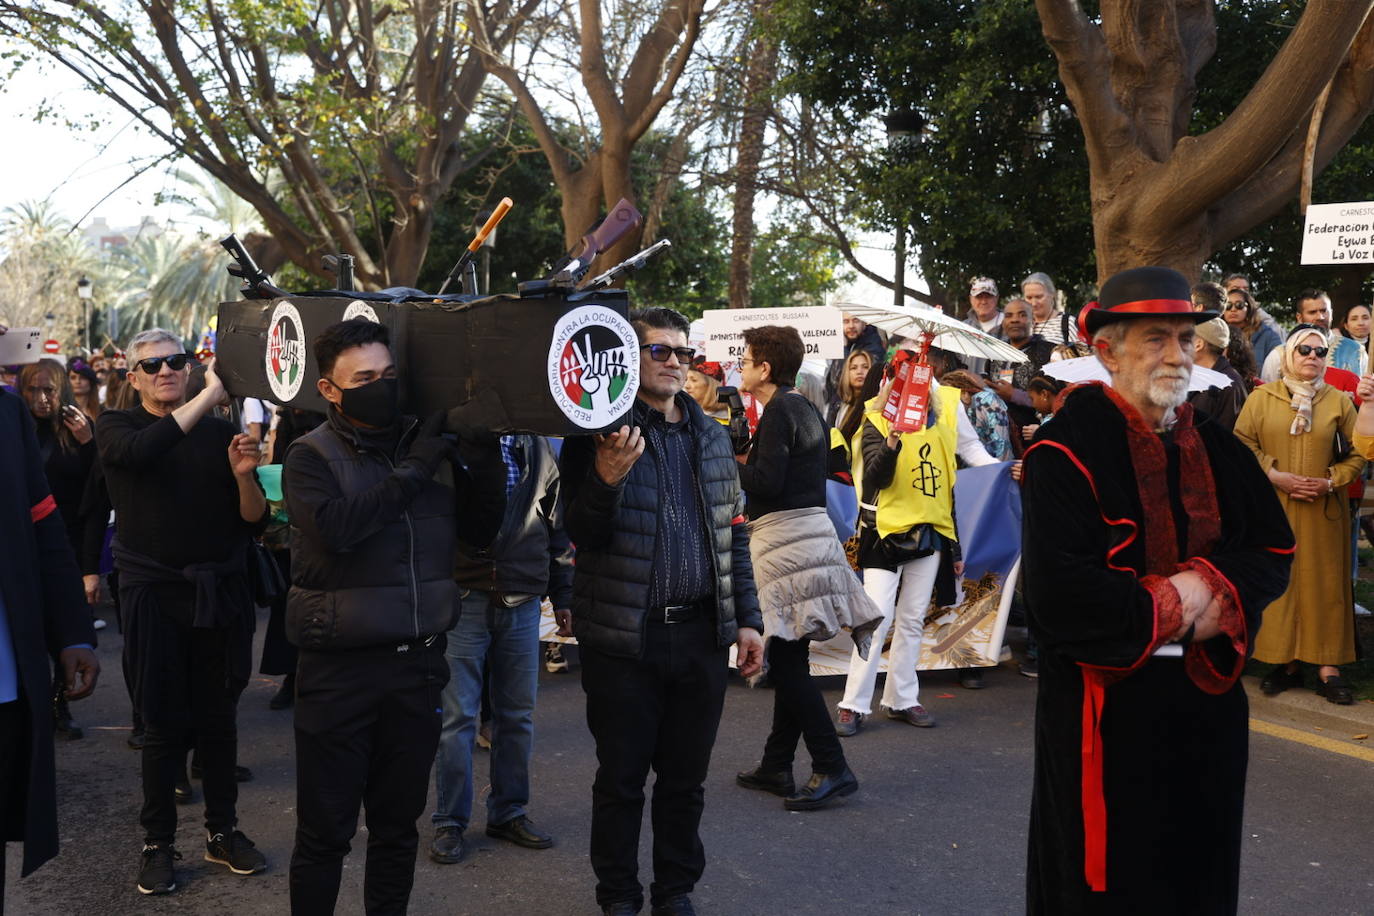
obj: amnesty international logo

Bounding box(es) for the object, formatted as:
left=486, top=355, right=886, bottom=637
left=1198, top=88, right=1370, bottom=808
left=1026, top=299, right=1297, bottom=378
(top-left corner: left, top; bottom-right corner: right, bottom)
left=547, top=304, right=639, bottom=430
left=265, top=301, right=306, bottom=402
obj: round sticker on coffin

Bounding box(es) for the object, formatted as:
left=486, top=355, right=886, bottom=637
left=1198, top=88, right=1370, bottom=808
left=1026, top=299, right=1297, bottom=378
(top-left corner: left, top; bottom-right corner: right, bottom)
left=547, top=305, right=639, bottom=429
left=343, top=301, right=380, bottom=323
left=266, top=301, right=307, bottom=402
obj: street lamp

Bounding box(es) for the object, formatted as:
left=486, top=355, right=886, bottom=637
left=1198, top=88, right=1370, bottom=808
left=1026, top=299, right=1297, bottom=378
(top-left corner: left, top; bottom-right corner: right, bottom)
left=884, top=109, right=923, bottom=307
left=76, top=276, right=93, bottom=354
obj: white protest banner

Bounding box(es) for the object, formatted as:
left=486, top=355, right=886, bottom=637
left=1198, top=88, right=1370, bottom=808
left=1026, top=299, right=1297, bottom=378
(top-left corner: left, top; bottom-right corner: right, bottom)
left=1302, top=201, right=1374, bottom=264
left=700, top=306, right=844, bottom=361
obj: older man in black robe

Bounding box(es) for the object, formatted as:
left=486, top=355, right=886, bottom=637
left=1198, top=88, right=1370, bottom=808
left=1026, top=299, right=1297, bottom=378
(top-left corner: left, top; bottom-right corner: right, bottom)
left=1020, top=267, right=1294, bottom=914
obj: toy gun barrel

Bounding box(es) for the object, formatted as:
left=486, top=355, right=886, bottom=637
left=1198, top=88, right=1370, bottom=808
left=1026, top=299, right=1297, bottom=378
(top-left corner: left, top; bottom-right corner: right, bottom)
left=221, top=234, right=287, bottom=299
left=438, top=197, right=514, bottom=295
left=582, top=239, right=672, bottom=290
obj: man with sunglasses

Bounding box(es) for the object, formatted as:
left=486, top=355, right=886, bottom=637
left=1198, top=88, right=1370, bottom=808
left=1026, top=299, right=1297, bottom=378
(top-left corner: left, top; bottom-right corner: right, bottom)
left=95, top=329, right=270, bottom=895
left=560, top=306, right=764, bottom=916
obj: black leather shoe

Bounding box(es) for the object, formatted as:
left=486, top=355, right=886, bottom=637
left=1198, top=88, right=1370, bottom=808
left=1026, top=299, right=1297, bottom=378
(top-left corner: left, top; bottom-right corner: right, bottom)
left=735, top=766, right=795, bottom=797
left=485, top=815, right=554, bottom=849
left=429, top=826, right=465, bottom=864
left=957, top=667, right=985, bottom=690
left=269, top=674, right=295, bottom=710
left=602, top=902, right=641, bottom=916
left=174, top=772, right=194, bottom=805
left=783, top=767, right=859, bottom=811
left=651, top=894, right=696, bottom=916
left=1260, top=665, right=1303, bottom=696
left=127, top=728, right=146, bottom=751
left=190, top=763, right=254, bottom=782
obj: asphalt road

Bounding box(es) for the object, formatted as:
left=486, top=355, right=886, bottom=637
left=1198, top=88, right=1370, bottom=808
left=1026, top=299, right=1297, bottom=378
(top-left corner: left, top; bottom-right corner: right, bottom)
left=7, top=612, right=1373, bottom=915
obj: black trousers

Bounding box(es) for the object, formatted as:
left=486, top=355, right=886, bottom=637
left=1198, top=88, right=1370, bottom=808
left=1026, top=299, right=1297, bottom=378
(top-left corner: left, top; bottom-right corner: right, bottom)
left=289, top=639, right=448, bottom=916
left=0, top=698, right=28, bottom=914
left=123, top=588, right=246, bottom=845
left=581, top=614, right=727, bottom=909
left=759, top=637, right=846, bottom=776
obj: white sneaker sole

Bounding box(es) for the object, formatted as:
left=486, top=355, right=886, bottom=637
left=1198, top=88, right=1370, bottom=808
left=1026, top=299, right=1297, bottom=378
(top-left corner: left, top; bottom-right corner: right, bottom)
left=204, top=852, right=266, bottom=875
left=136, top=880, right=176, bottom=895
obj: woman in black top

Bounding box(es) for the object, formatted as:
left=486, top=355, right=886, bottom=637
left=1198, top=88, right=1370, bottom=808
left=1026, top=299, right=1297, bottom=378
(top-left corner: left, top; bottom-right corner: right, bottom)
left=18, top=360, right=106, bottom=738
left=733, top=325, right=881, bottom=811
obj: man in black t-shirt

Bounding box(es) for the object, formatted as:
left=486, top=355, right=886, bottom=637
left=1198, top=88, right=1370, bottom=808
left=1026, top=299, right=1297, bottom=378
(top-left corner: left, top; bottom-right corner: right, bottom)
left=96, top=329, right=269, bottom=896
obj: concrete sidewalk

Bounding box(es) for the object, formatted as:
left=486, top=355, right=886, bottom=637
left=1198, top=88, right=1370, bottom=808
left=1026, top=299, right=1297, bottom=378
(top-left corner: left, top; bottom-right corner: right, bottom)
left=1243, top=675, right=1374, bottom=746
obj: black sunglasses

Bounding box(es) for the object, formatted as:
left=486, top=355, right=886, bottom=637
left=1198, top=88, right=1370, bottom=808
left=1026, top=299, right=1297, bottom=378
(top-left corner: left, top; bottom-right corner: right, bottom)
left=640, top=344, right=696, bottom=363
left=1295, top=344, right=1329, bottom=358
left=134, top=353, right=193, bottom=374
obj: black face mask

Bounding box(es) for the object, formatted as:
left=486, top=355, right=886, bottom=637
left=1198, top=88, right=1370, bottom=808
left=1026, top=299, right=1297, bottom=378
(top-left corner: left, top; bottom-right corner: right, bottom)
left=335, top=376, right=399, bottom=428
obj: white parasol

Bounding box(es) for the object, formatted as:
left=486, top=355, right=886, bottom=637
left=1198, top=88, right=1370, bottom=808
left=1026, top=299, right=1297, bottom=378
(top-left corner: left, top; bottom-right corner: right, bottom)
left=829, top=303, right=1029, bottom=365
left=1041, top=355, right=1234, bottom=392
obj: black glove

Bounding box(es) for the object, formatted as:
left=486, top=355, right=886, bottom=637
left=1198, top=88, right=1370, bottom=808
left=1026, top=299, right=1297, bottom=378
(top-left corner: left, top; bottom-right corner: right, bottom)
left=401, top=411, right=454, bottom=478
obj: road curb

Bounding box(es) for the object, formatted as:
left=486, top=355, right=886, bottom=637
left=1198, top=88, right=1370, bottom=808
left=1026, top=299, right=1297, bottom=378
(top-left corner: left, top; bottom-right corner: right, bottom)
left=1243, top=675, right=1374, bottom=741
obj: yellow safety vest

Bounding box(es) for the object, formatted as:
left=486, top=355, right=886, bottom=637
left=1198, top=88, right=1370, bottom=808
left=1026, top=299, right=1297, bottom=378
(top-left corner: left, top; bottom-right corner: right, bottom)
left=850, top=385, right=960, bottom=541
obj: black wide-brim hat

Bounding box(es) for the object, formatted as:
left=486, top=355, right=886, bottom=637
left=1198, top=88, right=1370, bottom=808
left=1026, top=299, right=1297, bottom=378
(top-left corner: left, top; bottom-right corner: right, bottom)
left=1084, top=266, right=1217, bottom=334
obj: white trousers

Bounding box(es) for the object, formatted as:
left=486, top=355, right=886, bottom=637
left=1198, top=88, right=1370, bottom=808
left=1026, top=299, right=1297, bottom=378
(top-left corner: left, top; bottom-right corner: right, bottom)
left=837, top=553, right=941, bottom=714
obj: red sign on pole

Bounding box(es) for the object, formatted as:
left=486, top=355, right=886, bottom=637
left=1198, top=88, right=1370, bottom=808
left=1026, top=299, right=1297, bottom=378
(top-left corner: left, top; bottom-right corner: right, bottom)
left=882, top=360, right=933, bottom=433
left=43, top=339, right=61, bottom=354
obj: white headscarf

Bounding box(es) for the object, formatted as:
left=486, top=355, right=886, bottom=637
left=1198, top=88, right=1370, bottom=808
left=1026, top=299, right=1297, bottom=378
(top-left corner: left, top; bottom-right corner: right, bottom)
left=1280, top=327, right=1328, bottom=436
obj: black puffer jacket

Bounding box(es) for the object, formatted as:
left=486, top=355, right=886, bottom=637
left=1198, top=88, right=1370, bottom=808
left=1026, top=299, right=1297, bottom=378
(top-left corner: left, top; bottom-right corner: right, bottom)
left=283, top=409, right=505, bottom=650
left=560, top=393, right=762, bottom=658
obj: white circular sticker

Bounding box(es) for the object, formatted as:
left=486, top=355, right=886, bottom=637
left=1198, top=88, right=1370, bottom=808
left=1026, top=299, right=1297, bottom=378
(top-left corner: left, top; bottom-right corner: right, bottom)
left=265, top=301, right=307, bottom=402
left=342, top=300, right=380, bottom=323
left=547, top=305, right=640, bottom=429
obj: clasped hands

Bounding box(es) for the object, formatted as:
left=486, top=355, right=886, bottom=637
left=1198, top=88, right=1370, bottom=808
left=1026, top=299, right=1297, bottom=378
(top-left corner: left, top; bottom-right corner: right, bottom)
left=1167, top=570, right=1223, bottom=643
left=1268, top=469, right=1330, bottom=503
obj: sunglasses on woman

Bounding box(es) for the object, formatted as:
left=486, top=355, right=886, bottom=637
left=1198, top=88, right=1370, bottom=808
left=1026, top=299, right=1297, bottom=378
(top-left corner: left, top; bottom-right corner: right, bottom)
left=134, top=353, right=194, bottom=374
left=1295, top=344, right=1329, bottom=358
left=640, top=344, right=696, bottom=363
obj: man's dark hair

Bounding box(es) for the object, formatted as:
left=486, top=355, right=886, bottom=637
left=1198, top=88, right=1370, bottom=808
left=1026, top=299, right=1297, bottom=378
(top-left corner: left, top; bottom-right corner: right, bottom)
left=314, top=319, right=391, bottom=378
left=741, top=325, right=804, bottom=387
left=1295, top=288, right=1330, bottom=310
left=629, top=307, right=690, bottom=343
left=1191, top=281, right=1225, bottom=312
left=1223, top=273, right=1251, bottom=289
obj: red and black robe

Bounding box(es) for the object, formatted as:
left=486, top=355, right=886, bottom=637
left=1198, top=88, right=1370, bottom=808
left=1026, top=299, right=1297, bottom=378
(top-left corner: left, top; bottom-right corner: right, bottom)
left=1021, top=383, right=1294, bottom=915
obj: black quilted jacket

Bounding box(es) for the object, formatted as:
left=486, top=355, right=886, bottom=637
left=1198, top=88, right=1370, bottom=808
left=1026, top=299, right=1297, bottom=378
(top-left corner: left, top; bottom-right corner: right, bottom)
left=560, top=393, right=763, bottom=658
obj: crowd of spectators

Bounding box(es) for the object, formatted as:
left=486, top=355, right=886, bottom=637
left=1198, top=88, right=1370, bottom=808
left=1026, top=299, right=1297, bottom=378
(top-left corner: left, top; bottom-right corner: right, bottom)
left=2, top=264, right=1372, bottom=913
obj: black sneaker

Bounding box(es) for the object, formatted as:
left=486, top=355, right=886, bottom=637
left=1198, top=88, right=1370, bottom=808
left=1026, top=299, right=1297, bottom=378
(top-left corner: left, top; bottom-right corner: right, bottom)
left=137, top=844, right=181, bottom=895
left=204, top=830, right=267, bottom=875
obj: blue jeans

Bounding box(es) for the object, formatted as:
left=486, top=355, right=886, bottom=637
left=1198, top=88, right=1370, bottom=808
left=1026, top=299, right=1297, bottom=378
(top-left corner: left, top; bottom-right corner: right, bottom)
left=432, top=591, right=540, bottom=831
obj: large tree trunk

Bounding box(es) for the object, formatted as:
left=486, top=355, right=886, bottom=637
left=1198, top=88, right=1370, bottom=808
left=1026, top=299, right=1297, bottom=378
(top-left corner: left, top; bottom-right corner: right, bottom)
left=477, top=0, right=706, bottom=277
left=1038, top=0, right=1374, bottom=285
left=728, top=3, right=779, bottom=308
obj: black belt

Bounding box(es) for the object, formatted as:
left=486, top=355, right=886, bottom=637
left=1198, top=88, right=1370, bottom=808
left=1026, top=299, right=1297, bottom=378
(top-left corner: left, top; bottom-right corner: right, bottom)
left=652, top=599, right=709, bottom=625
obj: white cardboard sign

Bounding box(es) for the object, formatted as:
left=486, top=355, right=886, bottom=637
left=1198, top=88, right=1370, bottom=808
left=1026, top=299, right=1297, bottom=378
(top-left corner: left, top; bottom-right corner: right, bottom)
left=700, top=306, right=844, bottom=361
left=1302, top=201, right=1374, bottom=264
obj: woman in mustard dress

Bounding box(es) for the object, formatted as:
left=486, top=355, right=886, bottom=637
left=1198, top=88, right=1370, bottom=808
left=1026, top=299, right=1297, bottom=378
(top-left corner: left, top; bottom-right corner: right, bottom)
left=1234, top=325, right=1365, bottom=705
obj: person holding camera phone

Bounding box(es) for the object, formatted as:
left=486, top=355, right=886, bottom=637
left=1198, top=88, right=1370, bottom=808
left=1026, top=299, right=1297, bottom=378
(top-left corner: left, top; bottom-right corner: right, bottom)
left=17, top=361, right=109, bottom=738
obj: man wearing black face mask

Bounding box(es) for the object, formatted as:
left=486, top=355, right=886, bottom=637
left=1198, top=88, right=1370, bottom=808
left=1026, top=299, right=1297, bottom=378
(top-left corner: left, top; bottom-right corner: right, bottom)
left=281, top=319, right=506, bottom=915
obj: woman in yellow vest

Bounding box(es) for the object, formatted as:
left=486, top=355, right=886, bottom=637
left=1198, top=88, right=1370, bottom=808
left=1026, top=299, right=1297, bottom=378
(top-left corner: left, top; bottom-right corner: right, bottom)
left=835, top=352, right=966, bottom=734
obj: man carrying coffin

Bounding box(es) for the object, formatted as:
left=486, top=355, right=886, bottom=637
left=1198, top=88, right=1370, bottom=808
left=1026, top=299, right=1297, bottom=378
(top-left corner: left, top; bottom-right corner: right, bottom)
left=1019, top=267, right=1294, bottom=914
